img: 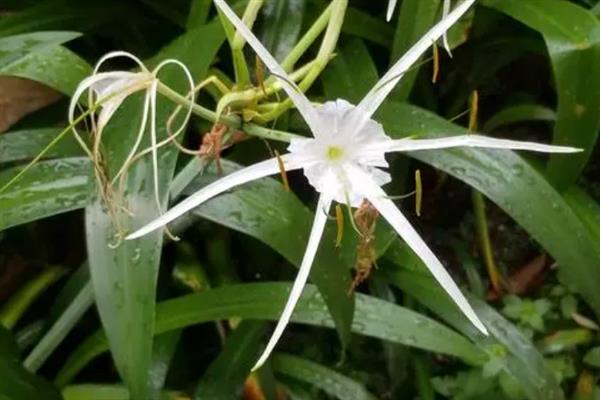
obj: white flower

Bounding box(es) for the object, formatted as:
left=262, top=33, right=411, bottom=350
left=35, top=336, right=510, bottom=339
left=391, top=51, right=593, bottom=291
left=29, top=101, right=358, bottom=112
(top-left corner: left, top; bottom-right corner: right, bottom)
left=127, top=0, right=580, bottom=369
left=69, top=51, right=194, bottom=215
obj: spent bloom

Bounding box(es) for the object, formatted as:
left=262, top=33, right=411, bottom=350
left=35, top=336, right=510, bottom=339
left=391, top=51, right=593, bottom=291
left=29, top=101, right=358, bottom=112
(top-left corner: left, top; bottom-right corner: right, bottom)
left=69, top=51, right=194, bottom=221
left=127, top=0, right=580, bottom=369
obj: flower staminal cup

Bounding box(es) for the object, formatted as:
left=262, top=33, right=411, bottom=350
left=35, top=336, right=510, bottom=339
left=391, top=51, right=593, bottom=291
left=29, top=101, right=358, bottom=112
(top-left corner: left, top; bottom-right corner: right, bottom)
left=127, top=0, right=581, bottom=370
left=69, top=51, right=194, bottom=238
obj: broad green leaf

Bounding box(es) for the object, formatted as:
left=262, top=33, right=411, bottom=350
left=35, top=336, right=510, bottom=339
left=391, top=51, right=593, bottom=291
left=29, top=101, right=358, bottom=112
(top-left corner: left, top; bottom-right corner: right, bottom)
left=342, top=7, right=393, bottom=47
left=0, top=158, right=91, bottom=231
left=390, top=0, right=441, bottom=101
left=187, top=0, right=212, bottom=29
left=0, top=326, right=63, bottom=400
left=273, top=353, right=380, bottom=400
left=378, top=101, right=600, bottom=327
left=483, top=0, right=600, bottom=189
left=382, top=264, right=563, bottom=400
left=261, top=0, right=307, bottom=62
left=0, top=31, right=91, bottom=95
left=0, top=0, right=123, bottom=38
left=186, top=160, right=355, bottom=349
left=322, top=38, right=379, bottom=104
left=62, top=385, right=177, bottom=400
left=194, top=321, right=266, bottom=399
left=583, top=347, right=600, bottom=368
left=563, top=187, right=600, bottom=243
left=0, top=128, right=82, bottom=164
left=55, top=283, right=484, bottom=386
left=84, top=22, right=225, bottom=399
left=483, top=104, right=556, bottom=132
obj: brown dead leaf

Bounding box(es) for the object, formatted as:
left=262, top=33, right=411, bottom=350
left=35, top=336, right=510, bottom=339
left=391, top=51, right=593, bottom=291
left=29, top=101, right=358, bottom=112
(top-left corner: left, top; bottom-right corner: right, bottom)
left=488, top=254, right=547, bottom=300
left=0, top=76, right=61, bottom=133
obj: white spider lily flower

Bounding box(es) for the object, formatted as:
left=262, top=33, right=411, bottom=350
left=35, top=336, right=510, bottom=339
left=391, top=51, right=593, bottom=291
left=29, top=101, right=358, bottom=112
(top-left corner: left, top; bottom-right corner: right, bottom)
left=69, top=51, right=194, bottom=214
left=127, top=0, right=580, bottom=369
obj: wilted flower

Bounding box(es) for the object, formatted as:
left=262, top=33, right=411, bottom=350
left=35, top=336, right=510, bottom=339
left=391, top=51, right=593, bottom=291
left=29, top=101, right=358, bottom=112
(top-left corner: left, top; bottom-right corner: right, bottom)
left=69, top=51, right=194, bottom=226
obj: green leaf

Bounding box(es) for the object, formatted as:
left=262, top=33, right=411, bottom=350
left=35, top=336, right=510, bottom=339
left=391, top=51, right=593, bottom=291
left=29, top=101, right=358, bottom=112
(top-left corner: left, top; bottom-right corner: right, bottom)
left=186, top=0, right=212, bottom=29
left=0, top=325, right=63, bottom=400
left=0, top=128, right=83, bottom=164
left=194, top=321, right=266, bottom=399
left=186, top=160, right=355, bottom=349
left=483, top=0, right=600, bottom=189
left=84, top=22, right=225, bottom=399
left=378, top=101, right=600, bottom=326
left=342, top=7, right=394, bottom=48
left=483, top=104, right=556, bottom=132
left=563, top=187, right=600, bottom=243
left=583, top=347, right=600, bottom=368
left=24, top=280, right=94, bottom=372
left=382, top=265, right=563, bottom=400
left=0, top=158, right=91, bottom=231
left=322, top=38, right=379, bottom=104
left=260, top=0, right=307, bottom=62
left=0, top=0, right=123, bottom=38
left=148, top=332, right=181, bottom=399
left=55, top=283, right=484, bottom=386
left=273, top=353, right=380, bottom=400
left=62, top=385, right=178, bottom=400
left=0, top=31, right=91, bottom=95
left=0, top=265, right=66, bottom=329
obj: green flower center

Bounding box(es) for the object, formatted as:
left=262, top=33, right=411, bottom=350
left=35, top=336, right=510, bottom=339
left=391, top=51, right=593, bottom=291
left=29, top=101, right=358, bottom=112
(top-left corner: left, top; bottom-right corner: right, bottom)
left=326, top=145, right=344, bottom=161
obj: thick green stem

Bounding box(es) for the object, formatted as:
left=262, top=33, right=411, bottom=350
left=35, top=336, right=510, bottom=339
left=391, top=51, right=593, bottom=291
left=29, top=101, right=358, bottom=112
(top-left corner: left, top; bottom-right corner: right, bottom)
left=157, top=82, right=299, bottom=143
left=278, top=2, right=334, bottom=73
left=264, top=0, right=348, bottom=120
left=230, top=0, right=264, bottom=87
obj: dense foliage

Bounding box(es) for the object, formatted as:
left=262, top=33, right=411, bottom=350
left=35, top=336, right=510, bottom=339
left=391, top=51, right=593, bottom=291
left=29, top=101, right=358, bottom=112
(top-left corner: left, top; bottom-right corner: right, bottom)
left=1, top=0, right=600, bottom=399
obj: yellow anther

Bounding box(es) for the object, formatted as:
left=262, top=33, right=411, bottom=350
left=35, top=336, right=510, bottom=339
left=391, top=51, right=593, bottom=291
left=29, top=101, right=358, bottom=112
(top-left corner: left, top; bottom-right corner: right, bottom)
left=432, top=41, right=440, bottom=84
left=335, top=204, right=344, bottom=248
left=415, top=169, right=422, bottom=217
left=469, top=90, right=479, bottom=133
left=274, top=150, right=290, bottom=192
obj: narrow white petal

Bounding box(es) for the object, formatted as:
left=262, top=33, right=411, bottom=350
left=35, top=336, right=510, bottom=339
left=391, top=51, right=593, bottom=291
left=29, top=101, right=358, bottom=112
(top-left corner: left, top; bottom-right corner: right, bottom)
left=92, top=50, right=147, bottom=75
left=346, top=165, right=488, bottom=335
left=213, top=0, right=325, bottom=137
left=149, top=80, right=162, bottom=213
left=442, top=0, right=453, bottom=57
left=387, top=0, right=398, bottom=21
left=383, top=135, right=582, bottom=154
left=126, top=154, right=310, bottom=239
left=253, top=195, right=332, bottom=370
left=353, top=0, right=475, bottom=128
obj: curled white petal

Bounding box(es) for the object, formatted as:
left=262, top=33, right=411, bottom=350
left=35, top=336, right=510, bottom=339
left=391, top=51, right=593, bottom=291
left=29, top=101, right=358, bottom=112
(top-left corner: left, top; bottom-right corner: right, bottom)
left=442, top=0, right=453, bottom=57
left=380, top=135, right=582, bottom=154
left=346, top=164, right=488, bottom=335
left=213, top=0, right=325, bottom=137
left=126, top=154, right=312, bottom=239
left=386, top=0, right=398, bottom=21
left=253, top=195, right=332, bottom=370
left=351, top=0, right=476, bottom=132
